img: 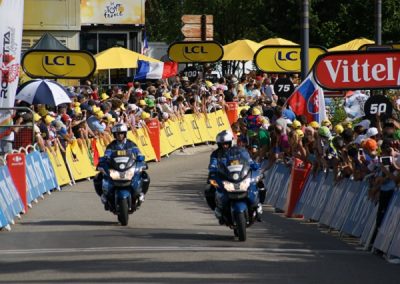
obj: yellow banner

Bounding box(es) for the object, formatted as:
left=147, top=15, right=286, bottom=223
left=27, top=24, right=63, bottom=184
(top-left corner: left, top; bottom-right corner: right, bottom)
left=66, top=140, right=97, bottom=181
left=81, top=0, right=145, bottom=25
left=46, top=146, right=71, bottom=186
left=128, top=128, right=156, bottom=161
left=185, top=114, right=205, bottom=144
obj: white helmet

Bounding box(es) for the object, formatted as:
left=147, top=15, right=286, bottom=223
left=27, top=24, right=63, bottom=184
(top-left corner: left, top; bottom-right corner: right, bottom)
left=216, top=130, right=233, bottom=144
left=112, top=123, right=128, bottom=134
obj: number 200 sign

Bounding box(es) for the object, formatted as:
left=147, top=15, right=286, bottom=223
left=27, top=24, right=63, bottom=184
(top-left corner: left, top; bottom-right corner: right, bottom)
left=364, top=95, right=393, bottom=120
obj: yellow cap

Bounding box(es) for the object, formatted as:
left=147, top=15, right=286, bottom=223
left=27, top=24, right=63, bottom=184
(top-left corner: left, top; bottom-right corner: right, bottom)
left=322, top=119, right=332, bottom=127
left=251, top=108, right=261, bottom=116
left=100, top=93, right=109, bottom=101
left=92, top=106, right=101, bottom=113
left=104, top=113, right=115, bottom=123
left=141, top=112, right=150, bottom=119
left=33, top=113, right=41, bottom=122
left=334, top=124, right=344, bottom=135
left=164, top=92, right=172, bottom=99
left=44, top=115, right=55, bottom=124
left=309, top=121, right=320, bottom=129
left=38, top=108, right=48, bottom=117
left=205, top=80, right=213, bottom=88
left=73, top=102, right=81, bottom=107
left=342, top=121, right=352, bottom=129
left=292, top=120, right=302, bottom=129
left=74, top=107, right=82, bottom=114
left=95, top=111, right=104, bottom=119
left=295, top=129, right=304, bottom=138
left=139, top=100, right=146, bottom=106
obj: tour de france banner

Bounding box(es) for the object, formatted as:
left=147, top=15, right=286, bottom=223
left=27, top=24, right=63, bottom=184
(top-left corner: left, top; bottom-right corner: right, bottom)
left=81, top=0, right=145, bottom=25
left=0, top=0, right=24, bottom=139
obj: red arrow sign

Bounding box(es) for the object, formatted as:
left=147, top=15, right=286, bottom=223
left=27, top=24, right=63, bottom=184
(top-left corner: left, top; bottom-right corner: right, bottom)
left=313, top=50, right=400, bottom=90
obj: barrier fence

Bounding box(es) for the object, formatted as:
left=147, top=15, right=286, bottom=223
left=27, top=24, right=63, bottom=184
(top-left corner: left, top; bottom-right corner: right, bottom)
left=263, top=161, right=400, bottom=262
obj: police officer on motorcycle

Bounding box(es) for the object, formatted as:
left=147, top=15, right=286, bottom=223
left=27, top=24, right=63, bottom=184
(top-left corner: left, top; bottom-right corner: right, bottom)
left=205, top=130, right=264, bottom=222
left=93, top=123, right=150, bottom=204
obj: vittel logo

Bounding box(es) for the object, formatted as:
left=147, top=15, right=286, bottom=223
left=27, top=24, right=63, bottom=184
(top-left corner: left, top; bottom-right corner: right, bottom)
left=314, top=51, right=400, bottom=90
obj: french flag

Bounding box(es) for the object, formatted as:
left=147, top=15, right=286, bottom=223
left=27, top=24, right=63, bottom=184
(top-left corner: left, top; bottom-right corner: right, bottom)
left=134, top=60, right=178, bottom=80
left=286, top=71, right=326, bottom=123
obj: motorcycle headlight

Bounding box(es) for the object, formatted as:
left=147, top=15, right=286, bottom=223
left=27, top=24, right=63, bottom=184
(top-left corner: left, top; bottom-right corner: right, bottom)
left=109, top=168, right=135, bottom=181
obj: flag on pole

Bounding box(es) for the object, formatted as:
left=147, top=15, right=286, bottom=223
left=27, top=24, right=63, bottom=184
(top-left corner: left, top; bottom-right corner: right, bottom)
left=286, top=71, right=326, bottom=123
left=141, top=30, right=149, bottom=56
left=134, top=60, right=178, bottom=80
left=0, top=0, right=24, bottom=139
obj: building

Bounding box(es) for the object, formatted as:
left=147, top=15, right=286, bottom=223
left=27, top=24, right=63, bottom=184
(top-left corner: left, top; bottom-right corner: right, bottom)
left=22, top=0, right=146, bottom=84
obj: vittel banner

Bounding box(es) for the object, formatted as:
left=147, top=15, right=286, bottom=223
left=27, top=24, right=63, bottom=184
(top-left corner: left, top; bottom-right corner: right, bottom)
left=313, top=50, right=400, bottom=90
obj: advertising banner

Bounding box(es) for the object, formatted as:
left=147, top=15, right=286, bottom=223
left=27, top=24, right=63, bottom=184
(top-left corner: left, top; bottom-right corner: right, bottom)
left=0, top=0, right=24, bottom=138
left=81, top=0, right=145, bottom=25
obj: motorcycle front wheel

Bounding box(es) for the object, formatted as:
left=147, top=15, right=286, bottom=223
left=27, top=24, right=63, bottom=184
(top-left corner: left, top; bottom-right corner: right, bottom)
left=233, top=212, right=247, bottom=241
left=117, top=198, right=129, bottom=226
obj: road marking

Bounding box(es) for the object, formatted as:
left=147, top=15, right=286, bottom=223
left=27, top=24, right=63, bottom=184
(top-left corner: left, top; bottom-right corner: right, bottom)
left=0, top=246, right=370, bottom=256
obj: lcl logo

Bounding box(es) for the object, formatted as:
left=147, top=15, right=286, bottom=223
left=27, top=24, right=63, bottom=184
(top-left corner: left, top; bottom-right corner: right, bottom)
left=184, top=46, right=208, bottom=54
left=276, top=51, right=297, bottom=61
left=43, top=56, right=76, bottom=66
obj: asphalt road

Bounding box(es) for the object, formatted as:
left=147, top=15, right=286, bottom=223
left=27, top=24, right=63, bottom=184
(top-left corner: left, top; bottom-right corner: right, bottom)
left=0, top=145, right=398, bottom=283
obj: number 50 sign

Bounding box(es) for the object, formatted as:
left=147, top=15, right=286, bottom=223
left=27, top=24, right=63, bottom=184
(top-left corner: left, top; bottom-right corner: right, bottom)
left=364, top=95, right=393, bottom=120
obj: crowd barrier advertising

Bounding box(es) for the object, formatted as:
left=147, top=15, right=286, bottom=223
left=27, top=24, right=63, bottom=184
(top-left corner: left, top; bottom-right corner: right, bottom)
left=128, top=128, right=156, bottom=162
left=285, top=159, right=311, bottom=217
left=225, top=102, right=239, bottom=126
left=91, top=138, right=100, bottom=166
left=65, top=140, right=97, bottom=181
left=0, top=165, right=24, bottom=223
left=388, top=192, right=400, bottom=258
left=6, top=153, right=27, bottom=212
left=40, top=152, right=59, bottom=191
left=26, top=151, right=48, bottom=203
left=46, top=147, right=71, bottom=186
left=146, top=118, right=161, bottom=161
left=374, top=191, right=400, bottom=253
left=185, top=114, right=205, bottom=145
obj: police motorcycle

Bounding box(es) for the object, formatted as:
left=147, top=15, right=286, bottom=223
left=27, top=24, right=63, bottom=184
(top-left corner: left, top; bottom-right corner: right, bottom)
left=208, top=146, right=262, bottom=241
left=94, top=124, right=150, bottom=226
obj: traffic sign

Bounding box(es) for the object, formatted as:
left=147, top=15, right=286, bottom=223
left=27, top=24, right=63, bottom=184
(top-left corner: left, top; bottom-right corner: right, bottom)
left=273, top=77, right=295, bottom=98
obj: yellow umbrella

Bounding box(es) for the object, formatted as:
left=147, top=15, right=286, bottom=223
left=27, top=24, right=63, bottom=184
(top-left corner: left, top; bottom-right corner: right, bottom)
left=259, top=37, right=298, bottom=46
left=222, top=39, right=263, bottom=61
left=94, top=46, right=160, bottom=70
left=328, top=38, right=374, bottom=52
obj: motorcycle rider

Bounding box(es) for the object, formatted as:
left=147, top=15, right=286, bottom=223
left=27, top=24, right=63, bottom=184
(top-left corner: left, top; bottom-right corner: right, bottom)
left=93, top=123, right=150, bottom=205
left=205, top=130, right=263, bottom=223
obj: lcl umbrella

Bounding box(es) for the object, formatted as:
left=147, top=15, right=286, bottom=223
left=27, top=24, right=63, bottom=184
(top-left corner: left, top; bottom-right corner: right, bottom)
left=221, top=39, right=263, bottom=61
left=16, top=79, right=72, bottom=106
left=259, top=37, right=298, bottom=46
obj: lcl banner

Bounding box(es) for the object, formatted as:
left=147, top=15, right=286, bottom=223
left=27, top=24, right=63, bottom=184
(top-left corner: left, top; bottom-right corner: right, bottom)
left=313, top=50, right=400, bottom=90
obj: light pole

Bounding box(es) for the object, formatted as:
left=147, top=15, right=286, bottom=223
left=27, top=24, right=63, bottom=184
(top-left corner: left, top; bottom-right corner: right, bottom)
left=301, top=0, right=309, bottom=80
left=375, top=0, right=382, bottom=45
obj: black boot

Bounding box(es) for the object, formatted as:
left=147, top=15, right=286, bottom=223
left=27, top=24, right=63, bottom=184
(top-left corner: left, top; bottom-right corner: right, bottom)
left=93, top=173, right=103, bottom=197
left=141, top=171, right=150, bottom=195
left=204, top=186, right=216, bottom=210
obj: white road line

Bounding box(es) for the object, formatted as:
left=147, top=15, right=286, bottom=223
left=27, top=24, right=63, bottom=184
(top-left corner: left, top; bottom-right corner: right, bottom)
left=0, top=246, right=370, bottom=256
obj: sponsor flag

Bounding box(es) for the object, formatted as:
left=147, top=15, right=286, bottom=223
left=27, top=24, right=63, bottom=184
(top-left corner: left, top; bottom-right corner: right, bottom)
left=286, top=71, right=326, bottom=123
left=134, top=60, right=178, bottom=80
left=141, top=30, right=149, bottom=56
left=0, top=0, right=24, bottom=139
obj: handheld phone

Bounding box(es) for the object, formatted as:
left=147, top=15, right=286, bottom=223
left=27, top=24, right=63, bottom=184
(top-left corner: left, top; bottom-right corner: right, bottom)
left=358, top=149, right=363, bottom=156
left=380, top=156, right=393, bottom=166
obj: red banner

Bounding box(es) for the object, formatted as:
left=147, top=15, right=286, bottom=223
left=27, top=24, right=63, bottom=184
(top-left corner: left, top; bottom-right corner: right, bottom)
left=285, top=158, right=311, bottom=218
left=6, top=153, right=27, bottom=212
left=225, top=102, right=238, bottom=126
left=146, top=118, right=161, bottom=162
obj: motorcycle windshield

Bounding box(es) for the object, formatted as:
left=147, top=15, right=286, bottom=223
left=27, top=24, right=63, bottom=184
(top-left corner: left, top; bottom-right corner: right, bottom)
left=218, top=147, right=251, bottom=182
left=110, top=150, right=136, bottom=171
